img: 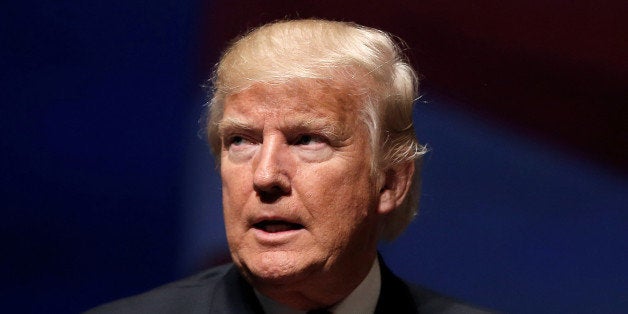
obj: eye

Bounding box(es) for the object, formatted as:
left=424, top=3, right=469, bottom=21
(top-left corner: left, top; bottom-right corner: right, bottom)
left=224, top=134, right=257, bottom=161
left=291, top=133, right=333, bottom=162
left=230, top=135, right=245, bottom=146
left=295, top=134, right=324, bottom=146
left=225, top=135, right=254, bottom=149
left=296, top=134, right=313, bottom=145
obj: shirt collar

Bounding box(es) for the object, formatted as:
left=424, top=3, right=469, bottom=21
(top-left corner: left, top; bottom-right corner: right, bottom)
left=254, top=258, right=381, bottom=314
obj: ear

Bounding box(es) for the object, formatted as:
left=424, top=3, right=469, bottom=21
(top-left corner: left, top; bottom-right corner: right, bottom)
left=377, top=161, right=415, bottom=215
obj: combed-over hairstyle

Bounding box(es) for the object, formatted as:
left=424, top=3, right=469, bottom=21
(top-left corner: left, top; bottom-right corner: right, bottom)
left=206, top=19, right=427, bottom=240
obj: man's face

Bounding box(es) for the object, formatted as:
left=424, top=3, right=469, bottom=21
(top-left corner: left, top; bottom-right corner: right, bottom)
left=218, top=80, right=384, bottom=290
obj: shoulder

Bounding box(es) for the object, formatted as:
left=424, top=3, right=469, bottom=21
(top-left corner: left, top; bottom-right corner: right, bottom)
left=377, top=257, right=495, bottom=314
left=84, top=264, right=233, bottom=314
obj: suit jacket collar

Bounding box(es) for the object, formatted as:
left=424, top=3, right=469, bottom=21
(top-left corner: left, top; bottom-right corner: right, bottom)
left=209, top=265, right=265, bottom=313
left=376, top=255, right=420, bottom=313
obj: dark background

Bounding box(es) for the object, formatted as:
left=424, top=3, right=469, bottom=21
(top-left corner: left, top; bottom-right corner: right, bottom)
left=2, top=1, right=626, bottom=313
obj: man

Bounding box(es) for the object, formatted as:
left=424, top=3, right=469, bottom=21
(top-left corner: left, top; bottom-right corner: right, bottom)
left=88, top=19, right=489, bottom=313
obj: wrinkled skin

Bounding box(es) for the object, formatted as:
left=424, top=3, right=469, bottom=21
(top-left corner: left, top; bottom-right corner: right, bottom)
left=218, top=80, right=407, bottom=309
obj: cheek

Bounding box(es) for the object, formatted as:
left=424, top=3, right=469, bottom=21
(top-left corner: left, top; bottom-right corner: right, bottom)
left=300, top=165, right=375, bottom=232
left=220, top=159, right=251, bottom=199
left=221, top=182, right=248, bottom=252
left=220, top=164, right=251, bottom=229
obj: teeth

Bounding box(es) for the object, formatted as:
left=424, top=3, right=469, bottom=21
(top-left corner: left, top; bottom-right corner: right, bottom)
left=264, top=224, right=292, bottom=233
left=254, top=220, right=303, bottom=233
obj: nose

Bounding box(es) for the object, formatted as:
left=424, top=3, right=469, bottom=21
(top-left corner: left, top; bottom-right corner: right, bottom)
left=252, top=135, right=291, bottom=201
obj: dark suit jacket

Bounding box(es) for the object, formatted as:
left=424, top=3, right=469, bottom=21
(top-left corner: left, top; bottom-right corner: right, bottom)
left=86, top=259, right=491, bottom=314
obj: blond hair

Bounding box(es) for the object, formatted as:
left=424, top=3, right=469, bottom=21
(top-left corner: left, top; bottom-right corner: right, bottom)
left=206, top=19, right=426, bottom=240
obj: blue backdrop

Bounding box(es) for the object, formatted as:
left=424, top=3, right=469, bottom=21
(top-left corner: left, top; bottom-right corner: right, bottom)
left=2, top=1, right=626, bottom=313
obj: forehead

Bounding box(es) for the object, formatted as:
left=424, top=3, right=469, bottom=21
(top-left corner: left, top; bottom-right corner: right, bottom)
left=222, top=80, right=363, bottom=122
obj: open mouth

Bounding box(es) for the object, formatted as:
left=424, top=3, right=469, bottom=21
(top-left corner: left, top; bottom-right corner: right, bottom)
left=253, top=220, right=304, bottom=233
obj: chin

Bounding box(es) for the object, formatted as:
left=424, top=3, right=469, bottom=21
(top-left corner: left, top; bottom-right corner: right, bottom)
left=238, top=250, right=320, bottom=285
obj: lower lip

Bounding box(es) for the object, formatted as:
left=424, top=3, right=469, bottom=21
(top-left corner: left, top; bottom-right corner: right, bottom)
left=252, top=227, right=304, bottom=245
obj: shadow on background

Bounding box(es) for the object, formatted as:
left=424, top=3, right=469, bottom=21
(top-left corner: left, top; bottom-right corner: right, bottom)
left=1, top=1, right=626, bottom=313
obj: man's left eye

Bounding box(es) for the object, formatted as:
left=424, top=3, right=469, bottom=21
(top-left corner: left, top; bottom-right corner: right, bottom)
left=292, top=133, right=333, bottom=161
left=295, top=134, right=322, bottom=145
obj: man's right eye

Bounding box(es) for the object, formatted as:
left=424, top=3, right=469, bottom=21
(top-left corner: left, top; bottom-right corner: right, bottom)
left=225, top=135, right=256, bottom=160
left=226, top=135, right=256, bottom=153
left=230, top=136, right=245, bottom=146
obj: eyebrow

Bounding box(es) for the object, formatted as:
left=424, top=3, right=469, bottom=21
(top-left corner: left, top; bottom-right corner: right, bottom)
left=217, top=117, right=256, bottom=136
left=217, top=116, right=345, bottom=140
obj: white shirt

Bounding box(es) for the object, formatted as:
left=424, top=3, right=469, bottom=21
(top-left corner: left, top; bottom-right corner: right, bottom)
left=255, top=259, right=381, bottom=314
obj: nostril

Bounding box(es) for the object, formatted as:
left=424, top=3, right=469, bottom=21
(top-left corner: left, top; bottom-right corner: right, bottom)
left=255, top=185, right=290, bottom=203
left=257, top=190, right=281, bottom=203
